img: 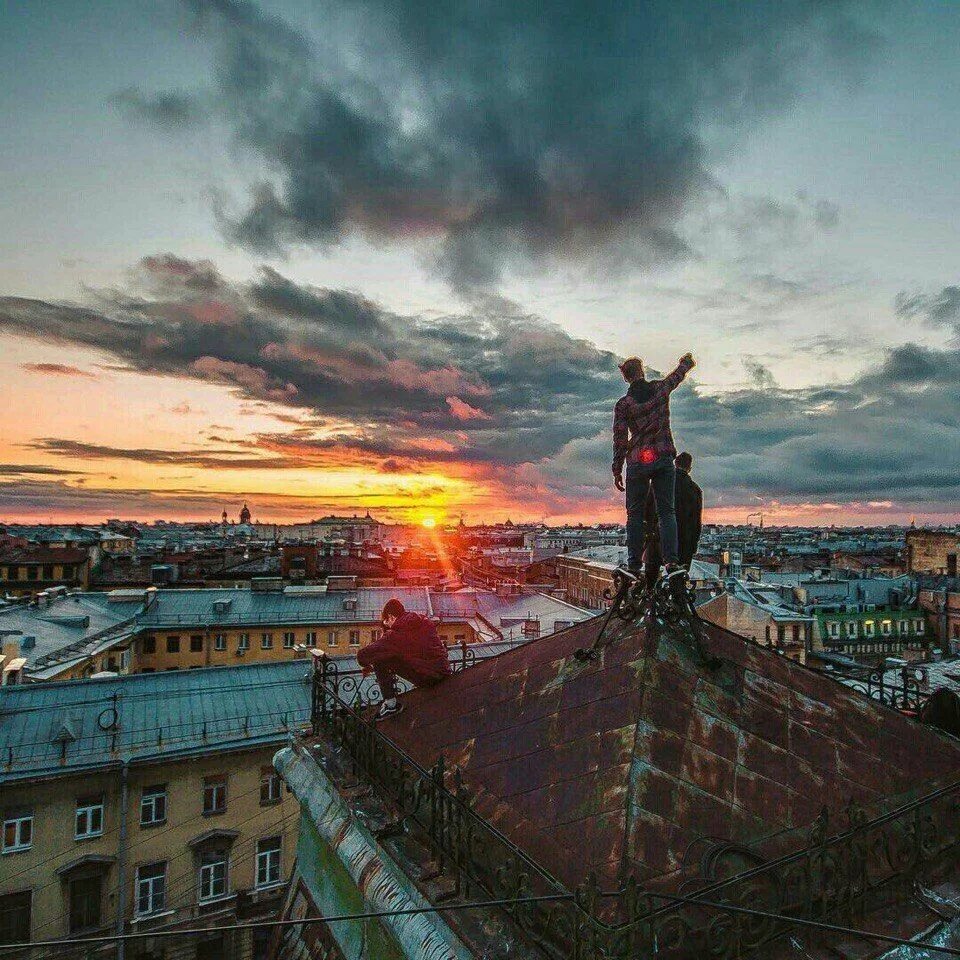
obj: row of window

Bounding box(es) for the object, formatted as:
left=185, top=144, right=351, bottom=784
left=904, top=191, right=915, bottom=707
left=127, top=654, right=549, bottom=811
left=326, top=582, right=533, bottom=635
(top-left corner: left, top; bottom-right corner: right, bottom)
left=0, top=838, right=283, bottom=943
left=141, top=629, right=373, bottom=655
left=826, top=618, right=924, bottom=639
left=137, top=836, right=283, bottom=915
left=2, top=771, right=282, bottom=854
left=0, top=564, right=76, bottom=581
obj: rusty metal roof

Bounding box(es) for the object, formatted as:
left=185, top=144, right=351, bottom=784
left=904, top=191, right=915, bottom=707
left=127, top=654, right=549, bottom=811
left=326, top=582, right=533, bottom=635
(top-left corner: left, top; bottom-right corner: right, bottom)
left=377, top=616, right=960, bottom=893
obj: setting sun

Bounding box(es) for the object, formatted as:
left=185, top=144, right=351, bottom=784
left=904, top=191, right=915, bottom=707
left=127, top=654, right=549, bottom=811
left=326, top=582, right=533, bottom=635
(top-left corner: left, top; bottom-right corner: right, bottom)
left=421, top=516, right=437, bottom=529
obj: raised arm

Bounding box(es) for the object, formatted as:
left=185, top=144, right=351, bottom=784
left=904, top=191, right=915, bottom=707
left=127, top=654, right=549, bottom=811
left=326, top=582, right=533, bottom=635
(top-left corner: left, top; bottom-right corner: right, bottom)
left=661, top=353, right=695, bottom=393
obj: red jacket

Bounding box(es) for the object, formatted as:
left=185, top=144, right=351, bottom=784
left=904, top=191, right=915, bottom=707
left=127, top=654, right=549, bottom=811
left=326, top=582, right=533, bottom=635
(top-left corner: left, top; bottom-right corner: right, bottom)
left=357, top=612, right=451, bottom=681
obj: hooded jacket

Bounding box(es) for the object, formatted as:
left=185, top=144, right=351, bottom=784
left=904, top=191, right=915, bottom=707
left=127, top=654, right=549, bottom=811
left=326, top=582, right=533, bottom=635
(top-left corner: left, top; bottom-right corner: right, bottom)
left=357, top=611, right=452, bottom=681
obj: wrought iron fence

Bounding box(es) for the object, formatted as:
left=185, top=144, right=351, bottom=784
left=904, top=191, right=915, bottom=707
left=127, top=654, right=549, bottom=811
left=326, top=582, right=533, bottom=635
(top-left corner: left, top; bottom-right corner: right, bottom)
left=310, top=642, right=960, bottom=959
left=834, top=665, right=930, bottom=713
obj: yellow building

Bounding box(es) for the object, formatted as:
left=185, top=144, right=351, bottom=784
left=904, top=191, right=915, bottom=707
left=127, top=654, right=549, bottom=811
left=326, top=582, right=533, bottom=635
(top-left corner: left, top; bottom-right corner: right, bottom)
left=0, top=662, right=307, bottom=953
left=0, top=547, right=91, bottom=598
left=14, top=584, right=591, bottom=681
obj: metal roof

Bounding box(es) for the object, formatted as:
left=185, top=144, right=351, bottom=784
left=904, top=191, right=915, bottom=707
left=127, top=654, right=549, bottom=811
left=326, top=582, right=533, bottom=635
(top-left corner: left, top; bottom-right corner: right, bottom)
left=0, top=659, right=313, bottom=784
left=0, top=594, right=140, bottom=673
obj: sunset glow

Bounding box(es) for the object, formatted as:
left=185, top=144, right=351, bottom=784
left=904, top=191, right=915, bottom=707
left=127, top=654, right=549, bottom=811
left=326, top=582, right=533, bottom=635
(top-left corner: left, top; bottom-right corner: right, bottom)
left=1, top=3, right=959, bottom=527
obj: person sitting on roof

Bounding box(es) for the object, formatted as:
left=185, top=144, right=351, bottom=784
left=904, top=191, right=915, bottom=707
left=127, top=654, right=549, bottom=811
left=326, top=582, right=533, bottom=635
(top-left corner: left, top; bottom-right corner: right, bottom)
left=357, top=598, right=452, bottom=721
left=612, top=352, right=695, bottom=579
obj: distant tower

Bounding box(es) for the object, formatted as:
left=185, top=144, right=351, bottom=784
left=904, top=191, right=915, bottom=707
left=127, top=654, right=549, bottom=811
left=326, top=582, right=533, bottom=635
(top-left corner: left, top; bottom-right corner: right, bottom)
left=221, top=510, right=228, bottom=525
left=239, top=503, right=251, bottom=524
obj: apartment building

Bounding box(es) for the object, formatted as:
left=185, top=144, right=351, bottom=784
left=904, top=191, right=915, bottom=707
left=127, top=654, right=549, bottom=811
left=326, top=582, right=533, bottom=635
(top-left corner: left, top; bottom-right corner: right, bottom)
left=4, top=583, right=592, bottom=681
left=0, top=663, right=308, bottom=953
left=0, top=548, right=92, bottom=597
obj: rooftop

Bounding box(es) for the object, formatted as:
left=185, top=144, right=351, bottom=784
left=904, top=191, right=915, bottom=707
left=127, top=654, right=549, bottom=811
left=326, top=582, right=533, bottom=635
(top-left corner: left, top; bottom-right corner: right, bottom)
left=0, top=659, right=314, bottom=783
left=371, top=615, right=960, bottom=893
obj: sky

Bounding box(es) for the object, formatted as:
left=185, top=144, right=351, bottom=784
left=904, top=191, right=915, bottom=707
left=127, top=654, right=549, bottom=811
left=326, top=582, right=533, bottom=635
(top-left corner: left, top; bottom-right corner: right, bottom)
left=0, top=0, right=958, bottom=526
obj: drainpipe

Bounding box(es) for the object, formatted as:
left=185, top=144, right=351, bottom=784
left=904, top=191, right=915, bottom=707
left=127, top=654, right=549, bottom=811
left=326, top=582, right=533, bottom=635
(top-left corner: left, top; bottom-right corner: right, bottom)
left=116, top=762, right=129, bottom=960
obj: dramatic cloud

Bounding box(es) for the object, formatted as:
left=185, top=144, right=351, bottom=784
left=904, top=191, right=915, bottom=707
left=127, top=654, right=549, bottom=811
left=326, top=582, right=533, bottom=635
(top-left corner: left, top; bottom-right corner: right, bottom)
left=3, top=255, right=960, bottom=519
left=117, top=0, right=878, bottom=288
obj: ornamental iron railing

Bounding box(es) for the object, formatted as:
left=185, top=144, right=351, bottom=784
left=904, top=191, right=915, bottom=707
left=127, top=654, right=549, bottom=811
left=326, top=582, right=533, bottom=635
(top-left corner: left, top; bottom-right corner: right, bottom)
left=309, top=590, right=960, bottom=960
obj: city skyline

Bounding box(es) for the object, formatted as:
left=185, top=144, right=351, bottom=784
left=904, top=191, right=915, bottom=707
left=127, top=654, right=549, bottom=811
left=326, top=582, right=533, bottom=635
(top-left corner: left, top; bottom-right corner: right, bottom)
left=2, top=1, right=959, bottom=526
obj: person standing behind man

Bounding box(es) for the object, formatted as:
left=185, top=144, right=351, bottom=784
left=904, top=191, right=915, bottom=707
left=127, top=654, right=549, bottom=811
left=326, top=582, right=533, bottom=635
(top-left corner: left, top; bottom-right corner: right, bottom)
left=612, top=353, right=695, bottom=576
left=673, top=451, right=703, bottom=570
left=645, top=451, right=705, bottom=578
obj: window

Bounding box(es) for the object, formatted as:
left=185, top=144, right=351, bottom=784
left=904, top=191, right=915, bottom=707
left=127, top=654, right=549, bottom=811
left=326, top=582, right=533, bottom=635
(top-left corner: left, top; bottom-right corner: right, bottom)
left=166, top=636, right=180, bottom=654
left=142, top=635, right=156, bottom=654
left=190, top=635, right=203, bottom=653
left=282, top=631, right=295, bottom=649
left=899, top=620, right=909, bottom=635
left=305, top=631, right=317, bottom=645
left=915, top=619, right=925, bottom=634
left=864, top=621, right=875, bottom=637
left=881, top=620, right=892, bottom=636
left=260, top=768, right=281, bottom=806
left=198, top=855, right=228, bottom=902
left=68, top=875, right=102, bottom=933
left=371, top=629, right=382, bottom=642
left=238, top=633, right=250, bottom=651
left=135, top=862, right=166, bottom=916
left=140, top=786, right=167, bottom=827
left=75, top=798, right=104, bottom=839
left=327, top=630, right=339, bottom=648
left=2, top=814, right=33, bottom=853
left=846, top=622, right=857, bottom=638
left=255, top=837, right=281, bottom=889
left=202, top=777, right=226, bottom=815
left=0, top=890, right=31, bottom=944
left=454, top=632, right=467, bottom=641
left=261, top=633, right=274, bottom=650
left=348, top=630, right=360, bottom=647
left=828, top=622, right=839, bottom=638
left=214, top=634, right=226, bottom=651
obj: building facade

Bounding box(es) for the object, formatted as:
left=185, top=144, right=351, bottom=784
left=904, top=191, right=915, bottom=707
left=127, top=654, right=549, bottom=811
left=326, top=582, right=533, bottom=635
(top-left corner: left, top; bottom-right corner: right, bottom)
left=0, top=548, right=91, bottom=597
left=906, top=530, right=960, bottom=576
left=0, top=663, right=308, bottom=952
left=815, top=607, right=929, bottom=660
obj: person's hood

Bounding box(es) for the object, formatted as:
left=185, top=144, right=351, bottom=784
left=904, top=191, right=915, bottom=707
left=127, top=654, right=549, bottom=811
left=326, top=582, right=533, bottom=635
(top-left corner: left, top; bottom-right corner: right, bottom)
left=628, top=378, right=656, bottom=403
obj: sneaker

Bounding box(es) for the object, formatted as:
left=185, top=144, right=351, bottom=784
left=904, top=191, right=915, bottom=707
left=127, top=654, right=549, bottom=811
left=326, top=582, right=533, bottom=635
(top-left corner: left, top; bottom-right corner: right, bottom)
left=374, top=700, right=404, bottom=722
left=663, top=563, right=686, bottom=580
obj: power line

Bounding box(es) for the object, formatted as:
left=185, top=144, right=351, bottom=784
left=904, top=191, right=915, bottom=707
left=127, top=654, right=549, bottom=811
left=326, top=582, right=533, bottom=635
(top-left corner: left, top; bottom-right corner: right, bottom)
left=1, top=893, right=577, bottom=951
left=638, top=890, right=960, bottom=958
left=3, top=760, right=293, bottom=889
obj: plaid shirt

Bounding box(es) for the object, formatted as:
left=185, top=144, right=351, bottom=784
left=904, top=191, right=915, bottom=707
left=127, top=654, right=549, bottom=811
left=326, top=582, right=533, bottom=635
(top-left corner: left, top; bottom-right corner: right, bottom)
left=612, top=356, right=694, bottom=475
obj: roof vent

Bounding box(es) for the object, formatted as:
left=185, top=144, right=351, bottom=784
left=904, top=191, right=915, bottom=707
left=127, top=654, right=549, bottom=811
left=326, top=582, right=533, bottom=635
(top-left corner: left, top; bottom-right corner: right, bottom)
left=51, top=717, right=80, bottom=745
left=20, top=635, right=36, bottom=650
left=213, top=598, right=233, bottom=615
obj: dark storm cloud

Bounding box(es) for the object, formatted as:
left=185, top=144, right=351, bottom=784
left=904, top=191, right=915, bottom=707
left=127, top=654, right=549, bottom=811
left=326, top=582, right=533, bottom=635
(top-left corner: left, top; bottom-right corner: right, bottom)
left=0, top=256, right=622, bottom=468
left=4, top=255, right=960, bottom=512
left=120, top=0, right=879, bottom=288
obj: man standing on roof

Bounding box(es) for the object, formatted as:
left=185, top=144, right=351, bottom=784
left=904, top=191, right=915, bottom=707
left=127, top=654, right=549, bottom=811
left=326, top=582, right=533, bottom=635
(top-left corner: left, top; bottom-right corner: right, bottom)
left=357, top=598, right=452, bottom=721
left=612, top=353, right=695, bottom=578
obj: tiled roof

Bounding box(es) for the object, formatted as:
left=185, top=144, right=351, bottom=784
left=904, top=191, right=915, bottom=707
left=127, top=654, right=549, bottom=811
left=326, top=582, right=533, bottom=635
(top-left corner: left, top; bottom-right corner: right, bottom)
left=377, top=616, right=960, bottom=892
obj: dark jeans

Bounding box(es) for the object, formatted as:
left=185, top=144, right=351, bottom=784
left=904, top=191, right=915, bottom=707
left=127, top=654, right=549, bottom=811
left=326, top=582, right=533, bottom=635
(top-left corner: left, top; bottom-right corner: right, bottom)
left=626, top=460, right=678, bottom=568
left=372, top=656, right=443, bottom=700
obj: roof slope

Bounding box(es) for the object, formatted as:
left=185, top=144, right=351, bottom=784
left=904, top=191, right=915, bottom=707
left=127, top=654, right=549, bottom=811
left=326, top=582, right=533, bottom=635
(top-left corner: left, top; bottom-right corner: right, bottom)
left=378, top=616, right=960, bottom=892
left=0, top=660, right=312, bottom=783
